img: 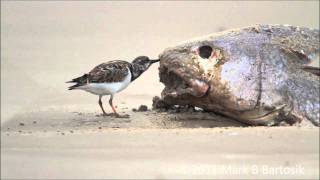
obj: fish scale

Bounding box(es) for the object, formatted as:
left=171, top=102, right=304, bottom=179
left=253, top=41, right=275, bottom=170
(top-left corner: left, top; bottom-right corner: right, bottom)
left=159, top=24, right=319, bottom=126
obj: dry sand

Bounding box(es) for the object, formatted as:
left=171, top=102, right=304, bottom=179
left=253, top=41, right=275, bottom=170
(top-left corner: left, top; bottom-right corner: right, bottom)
left=1, top=1, right=319, bottom=179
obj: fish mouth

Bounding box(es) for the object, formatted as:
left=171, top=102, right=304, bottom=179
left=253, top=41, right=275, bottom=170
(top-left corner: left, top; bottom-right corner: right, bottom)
left=159, top=66, right=210, bottom=98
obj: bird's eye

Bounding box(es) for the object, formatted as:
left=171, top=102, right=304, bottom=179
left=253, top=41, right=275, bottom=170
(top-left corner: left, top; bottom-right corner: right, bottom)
left=198, top=45, right=213, bottom=59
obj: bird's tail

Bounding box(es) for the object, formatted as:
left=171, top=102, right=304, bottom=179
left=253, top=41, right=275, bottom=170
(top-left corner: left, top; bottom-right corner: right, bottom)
left=66, top=74, right=89, bottom=90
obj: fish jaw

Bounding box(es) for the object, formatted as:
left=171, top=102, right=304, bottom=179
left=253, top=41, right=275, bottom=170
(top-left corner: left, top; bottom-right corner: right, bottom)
left=159, top=47, right=210, bottom=98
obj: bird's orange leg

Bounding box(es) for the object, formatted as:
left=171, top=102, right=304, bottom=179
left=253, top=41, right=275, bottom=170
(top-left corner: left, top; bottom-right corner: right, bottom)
left=109, top=95, right=129, bottom=118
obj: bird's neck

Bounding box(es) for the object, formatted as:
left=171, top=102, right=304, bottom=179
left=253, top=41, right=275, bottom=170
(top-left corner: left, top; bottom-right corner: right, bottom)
left=130, top=63, right=149, bottom=82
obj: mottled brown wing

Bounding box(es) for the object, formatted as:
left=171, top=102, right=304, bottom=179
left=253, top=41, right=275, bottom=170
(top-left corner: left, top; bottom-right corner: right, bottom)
left=88, top=60, right=131, bottom=83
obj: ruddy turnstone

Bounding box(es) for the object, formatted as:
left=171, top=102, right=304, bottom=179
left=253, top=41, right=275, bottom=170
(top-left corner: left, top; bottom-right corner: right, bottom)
left=67, top=56, right=159, bottom=118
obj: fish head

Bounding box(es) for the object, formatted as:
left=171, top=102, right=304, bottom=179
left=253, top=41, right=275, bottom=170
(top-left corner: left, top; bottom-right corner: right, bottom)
left=159, top=40, right=226, bottom=97
left=159, top=37, right=260, bottom=114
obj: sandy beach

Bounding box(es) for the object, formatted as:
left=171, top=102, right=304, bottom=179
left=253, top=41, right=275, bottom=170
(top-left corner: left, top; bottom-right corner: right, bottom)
left=2, top=127, right=319, bottom=179
left=1, top=1, right=319, bottom=179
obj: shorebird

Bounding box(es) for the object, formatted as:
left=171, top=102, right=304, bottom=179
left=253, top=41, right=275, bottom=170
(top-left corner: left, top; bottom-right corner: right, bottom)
left=67, top=56, right=159, bottom=118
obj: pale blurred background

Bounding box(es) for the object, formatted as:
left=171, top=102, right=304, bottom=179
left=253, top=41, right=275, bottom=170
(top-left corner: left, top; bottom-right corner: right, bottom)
left=1, top=1, right=319, bottom=122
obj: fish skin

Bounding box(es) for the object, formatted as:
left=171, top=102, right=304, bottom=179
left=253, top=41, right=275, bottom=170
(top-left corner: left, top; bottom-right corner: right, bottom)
left=159, top=24, right=319, bottom=126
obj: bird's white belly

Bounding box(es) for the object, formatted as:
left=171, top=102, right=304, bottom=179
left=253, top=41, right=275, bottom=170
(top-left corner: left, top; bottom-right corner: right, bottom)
left=79, top=71, right=132, bottom=95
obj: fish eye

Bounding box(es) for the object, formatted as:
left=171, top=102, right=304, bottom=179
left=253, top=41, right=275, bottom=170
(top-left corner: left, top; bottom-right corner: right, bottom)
left=198, top=45, right=213, bottom=59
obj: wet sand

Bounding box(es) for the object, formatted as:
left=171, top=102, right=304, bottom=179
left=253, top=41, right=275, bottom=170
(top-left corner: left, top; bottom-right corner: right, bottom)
left=2, top=125, right=319, bottom=179
left=1, top=106, right=319, bottom=179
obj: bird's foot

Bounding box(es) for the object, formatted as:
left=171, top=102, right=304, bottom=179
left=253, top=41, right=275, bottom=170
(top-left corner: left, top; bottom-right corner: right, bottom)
left=97, top=113, right=130, bottom=118
left=113, top=113, right=130, bottom=118
left=104, top=113, right=114, bottom=116
left=96, top=113, right=113, bottom=117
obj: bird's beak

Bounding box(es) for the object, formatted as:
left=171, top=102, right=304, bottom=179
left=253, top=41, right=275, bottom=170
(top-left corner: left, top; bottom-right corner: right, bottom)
left=150, top=59, right=160, bottom=64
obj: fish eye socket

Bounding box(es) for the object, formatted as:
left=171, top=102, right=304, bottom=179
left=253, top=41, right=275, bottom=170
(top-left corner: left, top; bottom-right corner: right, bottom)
left=198, top=45, right=213, bottom=59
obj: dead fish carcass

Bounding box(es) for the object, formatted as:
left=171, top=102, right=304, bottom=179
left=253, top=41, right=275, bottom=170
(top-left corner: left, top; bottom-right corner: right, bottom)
left=159, top=24, right=319, bottom=126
